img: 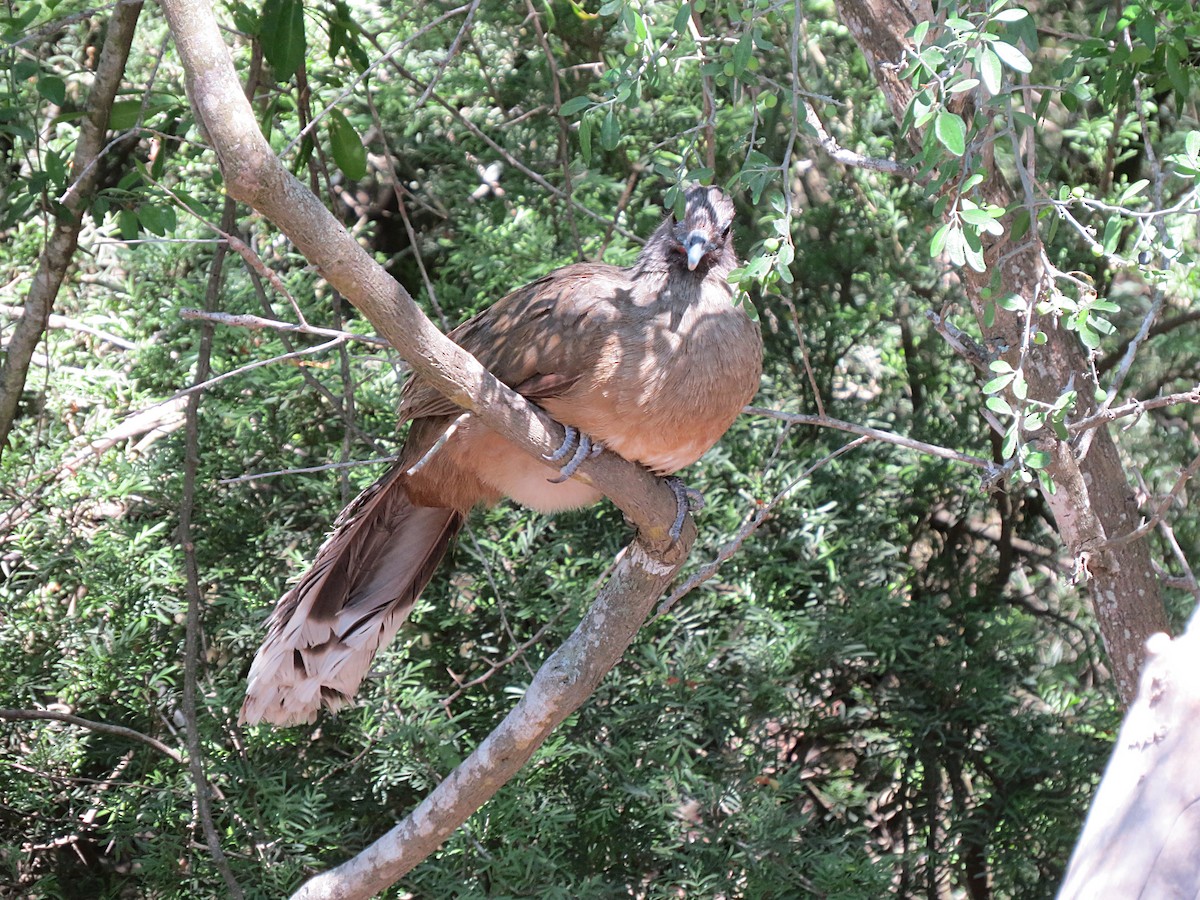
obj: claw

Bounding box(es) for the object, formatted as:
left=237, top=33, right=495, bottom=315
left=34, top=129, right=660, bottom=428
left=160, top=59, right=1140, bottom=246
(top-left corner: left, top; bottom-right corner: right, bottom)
left=666, top=476, right=705, bottom=541
left=543, top=424, right=580, bottom=463
left=546, top=427, right=603, bottom=483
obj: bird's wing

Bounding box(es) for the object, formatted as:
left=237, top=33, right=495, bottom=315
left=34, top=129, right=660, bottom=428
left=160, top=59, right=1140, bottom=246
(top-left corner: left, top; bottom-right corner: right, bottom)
left=397, top=262, right=626, bottom=422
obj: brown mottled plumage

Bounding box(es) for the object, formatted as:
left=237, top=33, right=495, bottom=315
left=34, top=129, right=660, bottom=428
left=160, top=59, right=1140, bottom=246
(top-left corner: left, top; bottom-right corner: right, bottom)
left=240, top=185, right=762, bottom=726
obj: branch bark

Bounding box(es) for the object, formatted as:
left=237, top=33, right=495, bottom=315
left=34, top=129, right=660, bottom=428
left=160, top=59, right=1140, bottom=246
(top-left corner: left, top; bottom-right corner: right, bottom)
left=158, top=0, right=698, bottom=894
left=833, top=0, right=1168, bottom=703
left=0, top=0, right=143, bottom=459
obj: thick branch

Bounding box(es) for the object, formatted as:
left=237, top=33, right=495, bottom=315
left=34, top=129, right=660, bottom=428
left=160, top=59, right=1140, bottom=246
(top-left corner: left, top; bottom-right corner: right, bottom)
left=159, top=0, right=700, bottom=894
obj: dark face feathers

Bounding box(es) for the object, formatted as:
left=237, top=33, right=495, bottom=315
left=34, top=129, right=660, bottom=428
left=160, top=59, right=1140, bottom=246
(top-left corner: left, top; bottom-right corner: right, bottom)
left=665, top=184, right=736, bottom=272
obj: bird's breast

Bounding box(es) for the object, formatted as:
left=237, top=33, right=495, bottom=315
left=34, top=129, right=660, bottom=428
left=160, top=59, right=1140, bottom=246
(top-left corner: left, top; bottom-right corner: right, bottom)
left=544, top=292, right=761, bottom=475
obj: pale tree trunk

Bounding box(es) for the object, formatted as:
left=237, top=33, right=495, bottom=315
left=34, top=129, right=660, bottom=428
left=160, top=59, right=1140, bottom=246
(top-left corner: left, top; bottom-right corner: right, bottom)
left=0, top=0, right=143, bottom=460
left=1059, top=611, right=1200, bottom=897
left=833, top=0, right=1168, bottom=702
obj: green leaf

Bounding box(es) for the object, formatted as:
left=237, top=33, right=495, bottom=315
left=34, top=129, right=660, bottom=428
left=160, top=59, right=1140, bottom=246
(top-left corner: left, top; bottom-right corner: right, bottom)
left=118, top=208, right=139, bottom=240
left=37, top=75, right=66, bottom=106
left=935, top=110, right=967, bottom=156
left=578, top=114, right=592, bottom=163
left=1025, top=449, right=1050, bottom=469
left=990, top=39, right=1032, bottom=74
left=672, top=3, right=692, bottom=33
left=986, top=395, right=1013, bottom=416
left=260, top=0, right=307, bottom=79
left=327, top=109, right=366, bottom=181
left=599, top=109, right=620, bottom=150
left=558, top=96, right=592, bottom=116
left=992, top=8, right=1029, bottom=23
left=733, top=31, right=753, bottom=73
left=1101, top=216, right=1122, bottom=254
left=1165, top=43, right=1190, bottom=98
left=109, top=100, right=149, bottom=131
left=138, top=202, right=177, bottom=236
left=930, top=223, right=950, bottom=257
left=983, top=374, right=1015, bottom=394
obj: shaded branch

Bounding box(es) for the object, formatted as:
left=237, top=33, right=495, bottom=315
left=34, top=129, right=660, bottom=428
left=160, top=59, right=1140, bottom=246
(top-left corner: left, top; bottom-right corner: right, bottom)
left=745, top=405, right=996, bottom=471
left=0, top=708, right=182, bottom=763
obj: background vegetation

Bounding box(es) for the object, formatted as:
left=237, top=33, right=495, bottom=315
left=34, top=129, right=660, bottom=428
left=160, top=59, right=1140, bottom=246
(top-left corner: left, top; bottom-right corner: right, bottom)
left=2, top=0, right=1198, bottom=896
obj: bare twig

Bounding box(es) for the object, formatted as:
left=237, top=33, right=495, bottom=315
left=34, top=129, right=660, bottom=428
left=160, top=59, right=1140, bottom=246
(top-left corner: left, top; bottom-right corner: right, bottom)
left=1097, top=449, right=1200, bottom=550
left=177, top=197, right=246, bottom=899
left=745, top=406, right=995, bottom=471
left=0, top=303, right=136, bottom=350
left=1076, top=292, right=1163, bottom=460
left=179, top=308, right=392, bottom=347
left=926, top=307, right=994, bottom=372
left=801, top=97, right=919, bottom=177
left=218, top=455, right=397, bottom=485
left=656, top=436, right=872, bottom=617
left=415, top=0, right=481, bottom=107
left=0, top=709, right=183, bottom=763
left=1069, top=384, right=1200, bottom=435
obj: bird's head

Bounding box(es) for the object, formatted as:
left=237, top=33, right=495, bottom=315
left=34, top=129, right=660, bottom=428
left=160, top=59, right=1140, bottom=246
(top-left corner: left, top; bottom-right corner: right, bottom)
left=667, top=184, right=736, bottom=273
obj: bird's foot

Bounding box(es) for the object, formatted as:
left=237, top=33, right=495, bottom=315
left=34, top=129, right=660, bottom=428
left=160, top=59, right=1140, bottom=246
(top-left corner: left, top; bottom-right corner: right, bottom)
left=665, top=476, right=705, bottom=541
left=545, top=425, right=603, bottom=483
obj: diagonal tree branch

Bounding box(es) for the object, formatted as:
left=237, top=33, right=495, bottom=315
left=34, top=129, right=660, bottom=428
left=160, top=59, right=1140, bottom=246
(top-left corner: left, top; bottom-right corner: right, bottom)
left=158, top=0, right=699, bottom=895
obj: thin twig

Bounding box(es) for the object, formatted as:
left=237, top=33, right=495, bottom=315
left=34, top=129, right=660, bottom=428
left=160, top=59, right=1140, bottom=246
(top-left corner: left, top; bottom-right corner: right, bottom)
left=0, top=709, right=183, bottom=763
left=1076, top=292, right=1163, bottom=460
left=219, top=455, right=397, bottom=485
left=655, top=436, right=872, bottom=617
left=745, top=406, right=995, bottom=470
left=1097, top=449, right=1200, bottom=550
left=177, top=198, right=246, bottom=899
left=179, top=308, right=392, bottom=347
left=1069, top=384, right=1200, bottom=435
left=0, top=303, right=136, bottom=349
left=415, top=0, right=481, bottom=107
left=801, top=98, right=919, bottom=177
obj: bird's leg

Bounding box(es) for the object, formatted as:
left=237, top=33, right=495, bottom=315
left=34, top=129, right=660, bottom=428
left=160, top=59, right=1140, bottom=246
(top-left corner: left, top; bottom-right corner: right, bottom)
left=665, top=476, right=705, bottom=541
left=545, top=425, right=603, bottom=483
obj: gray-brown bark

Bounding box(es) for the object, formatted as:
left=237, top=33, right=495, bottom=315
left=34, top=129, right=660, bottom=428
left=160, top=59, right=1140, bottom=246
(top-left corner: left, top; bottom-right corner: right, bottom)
left=834, top=0, right=1168, bottom=703
left=0, top=0, right=143, bottom=460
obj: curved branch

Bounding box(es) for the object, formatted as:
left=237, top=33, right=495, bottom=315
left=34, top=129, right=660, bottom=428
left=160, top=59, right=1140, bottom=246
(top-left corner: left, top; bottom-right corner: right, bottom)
left=0, top=708, right=183, bottom=764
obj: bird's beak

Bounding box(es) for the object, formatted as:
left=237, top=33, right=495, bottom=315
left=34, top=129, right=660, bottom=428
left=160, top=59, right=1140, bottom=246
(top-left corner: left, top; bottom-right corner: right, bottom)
left=685, top=232, right=712, bottom=271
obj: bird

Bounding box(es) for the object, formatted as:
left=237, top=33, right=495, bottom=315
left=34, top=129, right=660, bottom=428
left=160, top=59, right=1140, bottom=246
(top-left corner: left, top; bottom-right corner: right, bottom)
left=240, top=184, right=763, bottom=726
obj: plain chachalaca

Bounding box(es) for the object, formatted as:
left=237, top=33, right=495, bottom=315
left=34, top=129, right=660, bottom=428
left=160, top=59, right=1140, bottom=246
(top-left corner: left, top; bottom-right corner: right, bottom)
left=240, top=184, right=762, bottom=726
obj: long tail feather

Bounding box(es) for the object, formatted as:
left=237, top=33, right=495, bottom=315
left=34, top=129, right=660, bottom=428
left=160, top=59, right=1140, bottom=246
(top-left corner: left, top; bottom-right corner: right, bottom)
left=240, top=468, right=462, bottom=726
